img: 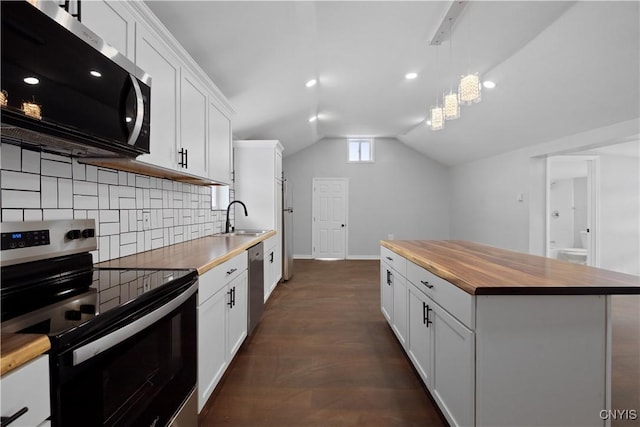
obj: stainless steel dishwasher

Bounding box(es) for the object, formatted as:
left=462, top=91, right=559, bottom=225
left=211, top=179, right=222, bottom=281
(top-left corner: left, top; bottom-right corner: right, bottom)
left=247, top=242, right=264, bottom=335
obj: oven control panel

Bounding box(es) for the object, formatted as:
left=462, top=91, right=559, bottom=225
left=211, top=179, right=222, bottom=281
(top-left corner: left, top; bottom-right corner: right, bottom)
left=0, top=219, right=97, bottom=266
left=1, top=229, right=51, bottom=250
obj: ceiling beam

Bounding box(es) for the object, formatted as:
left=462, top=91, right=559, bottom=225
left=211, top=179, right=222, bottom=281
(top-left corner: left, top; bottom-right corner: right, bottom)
left=430, top=1, right=468, bottom=45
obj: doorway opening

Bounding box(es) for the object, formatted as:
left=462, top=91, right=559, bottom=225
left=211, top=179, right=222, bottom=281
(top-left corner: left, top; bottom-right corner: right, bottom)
left=546, top=155, right=599, bottom=266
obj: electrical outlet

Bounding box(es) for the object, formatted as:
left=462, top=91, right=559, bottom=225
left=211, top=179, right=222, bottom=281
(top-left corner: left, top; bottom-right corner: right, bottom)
left=143, top=212, right=151, bottom=230
left=143, top=276, right=151, bottom=292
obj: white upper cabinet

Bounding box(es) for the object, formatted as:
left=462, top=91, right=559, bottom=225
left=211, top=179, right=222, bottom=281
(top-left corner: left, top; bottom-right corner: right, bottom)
left=179, top=68, right=208, bottom=177
left=80, top=2, right=234, bottom=182
left=81, top=1, right=135, bottom=59
left=135, top=23, right=179, bottom=171
left=208, top=101, right=232, bottom=184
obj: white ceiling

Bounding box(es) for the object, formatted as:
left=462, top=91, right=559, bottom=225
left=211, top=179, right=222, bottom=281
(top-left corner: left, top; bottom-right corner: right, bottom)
left=145, top=1, right=640, bottom=165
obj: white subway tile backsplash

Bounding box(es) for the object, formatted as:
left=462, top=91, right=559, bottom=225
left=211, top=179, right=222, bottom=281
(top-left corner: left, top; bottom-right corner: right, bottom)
left=1, top=171, right=40, bottom=190
left=24, top=209, right=43, bottom=221
left=73, top=195, right=98, bottom=210
left=86, top=165, right=98, bottom=182
left=41, top=152, right=70, bottom=162
left=98, top=169, right=118, bottom=185
left=109, top=185, right=119, bottom=209
left=2, top=209, right=23, bottom=222
left=41, top=177, right=58, bottom=208
left=1, top=144, right=21, bottom=171
left=100, top=221, right=120, bottom=236
left=22, top=150, right=40, bottom=174
left=3, top=189, right=40, bottom=208
left=72, top=160, right=85, bottom=181
left=98, top=184, right=109, bottom=210
left=41, top=159, right=72, bottom=178
left=43, top=209, right=73, bottom=220
left=74, top=181, right=98, bottom=196
left=100, top=210, right=119, bottom=223
left=2, top=145, right=227, bottom=263
left=58, top=178, right=73, bottom=208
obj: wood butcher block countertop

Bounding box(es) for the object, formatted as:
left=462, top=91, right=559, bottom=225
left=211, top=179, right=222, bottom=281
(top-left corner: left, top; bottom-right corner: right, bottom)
left=1, top=333, right=50, bottom=376
left=381, top=240, right=640, bottom=295
left=96, top=231, right=276, bottom=274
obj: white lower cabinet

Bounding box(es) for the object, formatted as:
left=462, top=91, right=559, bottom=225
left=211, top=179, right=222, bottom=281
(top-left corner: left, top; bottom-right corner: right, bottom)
left=382, top=245, right=474, bottom=427
left=407, top=284, right=432, bottom=388
left=431, top=300, right=475, bottom=427
left=197, top=252, right=248, bottom=413
left=0, top=355, right=50, bottom=427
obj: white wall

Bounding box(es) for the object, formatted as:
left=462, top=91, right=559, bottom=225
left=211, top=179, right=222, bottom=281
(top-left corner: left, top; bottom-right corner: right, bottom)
left=284, top=137, right=450, bottom=258
left=449, top=118, right=639, bottom=274
left=599, top=154, right=640, bottom=275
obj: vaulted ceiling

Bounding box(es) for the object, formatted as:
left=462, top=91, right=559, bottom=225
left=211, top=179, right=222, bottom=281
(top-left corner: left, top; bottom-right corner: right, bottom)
left=145, top=1, right=640, bottom=165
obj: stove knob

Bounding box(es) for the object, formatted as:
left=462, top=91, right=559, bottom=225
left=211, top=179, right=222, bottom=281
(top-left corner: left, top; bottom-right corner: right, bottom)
left=66, top=229, right=81, bottom=240
left=82, top=228, right=95, bottom=238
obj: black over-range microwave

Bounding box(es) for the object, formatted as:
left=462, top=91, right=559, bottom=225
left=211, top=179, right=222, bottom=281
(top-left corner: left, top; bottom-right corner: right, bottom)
left=0, top=0, right=151, bottom=158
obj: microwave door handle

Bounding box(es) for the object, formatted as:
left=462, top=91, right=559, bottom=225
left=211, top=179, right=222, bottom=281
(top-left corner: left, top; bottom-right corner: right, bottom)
left=126, top=74, right=144, bottom=146
left=72, top=282, right=197, bottom=366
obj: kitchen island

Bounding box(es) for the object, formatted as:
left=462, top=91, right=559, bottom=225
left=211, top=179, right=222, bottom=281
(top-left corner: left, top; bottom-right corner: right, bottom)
left=380, top=240, right=639, bottom=427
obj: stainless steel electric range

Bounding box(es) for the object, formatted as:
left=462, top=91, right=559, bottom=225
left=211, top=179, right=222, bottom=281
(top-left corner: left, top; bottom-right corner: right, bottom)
left=1, top=219, right=198, bottom=427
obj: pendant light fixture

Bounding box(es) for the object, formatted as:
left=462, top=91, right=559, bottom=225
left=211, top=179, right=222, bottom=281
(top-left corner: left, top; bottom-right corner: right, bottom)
left=430, top=45, right=444, bottom=131
left=459, top=5, right=481, bottom=105
left=443, top=19, right=460, bottom=120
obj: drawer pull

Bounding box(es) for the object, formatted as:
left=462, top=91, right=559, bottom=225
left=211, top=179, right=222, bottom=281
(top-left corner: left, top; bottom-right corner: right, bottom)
left=227, top=268, right=237, bottom=275
left=420, top=280, right=434, bottom=289
left=385, top=256, right=393, bottom=261
left=1, top=407, right=28, bottom=426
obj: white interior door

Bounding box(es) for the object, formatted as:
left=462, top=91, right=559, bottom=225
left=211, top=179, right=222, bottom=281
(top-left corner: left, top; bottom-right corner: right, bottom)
left=312, top=178, right=348, bottom=259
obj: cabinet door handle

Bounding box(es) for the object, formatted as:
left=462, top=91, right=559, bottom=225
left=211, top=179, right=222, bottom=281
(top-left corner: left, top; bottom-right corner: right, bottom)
left=227, top=289, right=233, bottom=308
left=386, top=269, right=392, bottom=286
left=385, top=256, right=393, bottom=261
left=1, top=406, right=29, bottom=426
left=425, top=304, right=433, bottom=327
left=422, top=301, right=427, bottom=325
left=178, top=148, right=185, bottom=167
left=420, top=280, right=434, bottom=289
left=184, top=149, right=188, bottom=168
left=231, top=286, right=236, bottom=307
left=227, top=268, right=237, bottom=276
left=269, top=252, right=274, bottom=263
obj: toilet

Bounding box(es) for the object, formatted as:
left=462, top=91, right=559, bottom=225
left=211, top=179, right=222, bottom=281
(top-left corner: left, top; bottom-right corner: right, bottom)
left=557, top=230, right=588, bottom=264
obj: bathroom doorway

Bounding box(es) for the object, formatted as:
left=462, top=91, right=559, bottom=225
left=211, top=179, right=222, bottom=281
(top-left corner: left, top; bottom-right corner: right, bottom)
left=546, top=155, right=599, bottom=266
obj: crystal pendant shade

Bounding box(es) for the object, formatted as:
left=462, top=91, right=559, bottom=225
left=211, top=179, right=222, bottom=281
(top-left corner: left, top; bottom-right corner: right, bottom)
left=443, top=91, right=460, bottom=120
left=430, top=106, right=445, bottom=131
left=459, top=73, right=481, bottom=105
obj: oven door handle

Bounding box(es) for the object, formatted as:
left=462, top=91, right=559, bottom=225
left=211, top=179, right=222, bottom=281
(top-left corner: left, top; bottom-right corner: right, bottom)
left=72, top=282, right=197, bottom=366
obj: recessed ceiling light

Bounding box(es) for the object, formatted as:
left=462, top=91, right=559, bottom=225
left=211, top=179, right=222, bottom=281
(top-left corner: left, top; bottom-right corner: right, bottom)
left=309, top=115, right=317, bottom=122
left=90, top=70, right=102, bottom=78
left=426, top=120, right=432, bottom=126
left=125, top=117, right=132, bottom=123
left=305, top=79, right=317, bottom=88
left=482, top=80, right=496, bottom=89
left=405, top=72, right=418, bottom=80
left=23, top=76, right=39, bottom=85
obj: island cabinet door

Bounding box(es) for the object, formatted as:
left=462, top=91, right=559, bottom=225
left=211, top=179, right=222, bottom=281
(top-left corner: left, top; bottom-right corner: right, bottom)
left=391, top=271, right=408, bottom=348
left=380, top=263, right=394, bottom=324
left=407, top=284, right=434, bottom=389
left=431, top=302, right=475, bottom=427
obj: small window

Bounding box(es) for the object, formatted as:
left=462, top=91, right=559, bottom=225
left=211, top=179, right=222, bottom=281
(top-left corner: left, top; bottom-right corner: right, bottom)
left=348, top=138, right=374, bottom=163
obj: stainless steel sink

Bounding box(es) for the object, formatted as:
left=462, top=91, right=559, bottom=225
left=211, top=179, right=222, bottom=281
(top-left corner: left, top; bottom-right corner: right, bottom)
left=219, top=229, right=269, bottom=237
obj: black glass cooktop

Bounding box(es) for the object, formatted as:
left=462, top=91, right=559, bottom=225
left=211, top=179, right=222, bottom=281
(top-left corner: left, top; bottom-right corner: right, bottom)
left=1, top=267, right=196, bottom=340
